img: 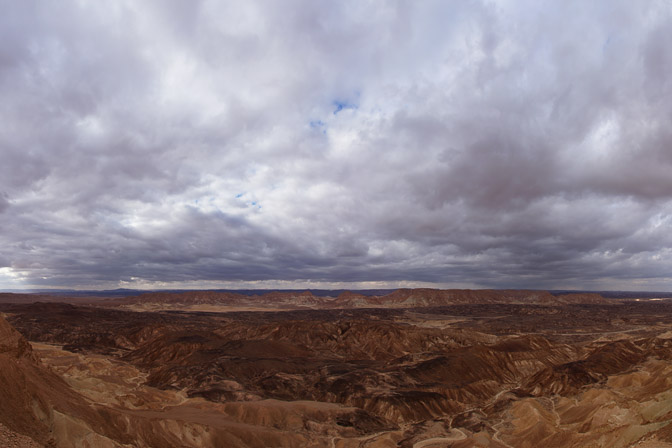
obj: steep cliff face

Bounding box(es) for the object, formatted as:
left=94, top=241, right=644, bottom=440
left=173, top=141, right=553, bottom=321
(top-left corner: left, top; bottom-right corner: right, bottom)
left=0, top=313, right=36, bottom=359
left=0, top=314, right=124, bottom=447
left=0, top=315, right=52, bottom=445
left=5, top=298, right=672, bottom=448
left=1, top=315, right=227, bottom=447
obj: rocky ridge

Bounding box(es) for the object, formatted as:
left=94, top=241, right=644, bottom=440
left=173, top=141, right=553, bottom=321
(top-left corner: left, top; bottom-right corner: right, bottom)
left=3, top=293, right=672, bottom=447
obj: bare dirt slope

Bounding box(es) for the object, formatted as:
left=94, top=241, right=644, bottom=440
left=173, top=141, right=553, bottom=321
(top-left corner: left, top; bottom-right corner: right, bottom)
left=3, top=293, right=672, bottom=447
left=0, top=423, right=43, bottom=448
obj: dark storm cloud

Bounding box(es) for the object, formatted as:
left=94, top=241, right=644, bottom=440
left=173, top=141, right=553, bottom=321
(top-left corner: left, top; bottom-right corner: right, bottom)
left=1, top=0, right=672, bottom=290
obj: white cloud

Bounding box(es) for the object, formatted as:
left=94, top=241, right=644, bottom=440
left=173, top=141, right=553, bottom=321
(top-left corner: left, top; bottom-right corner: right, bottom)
left=0, top=0, right=672, bottom=291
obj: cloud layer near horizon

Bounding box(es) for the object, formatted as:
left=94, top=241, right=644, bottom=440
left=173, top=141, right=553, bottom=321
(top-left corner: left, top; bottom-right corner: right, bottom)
left=2, top=0, right=672, bottom=290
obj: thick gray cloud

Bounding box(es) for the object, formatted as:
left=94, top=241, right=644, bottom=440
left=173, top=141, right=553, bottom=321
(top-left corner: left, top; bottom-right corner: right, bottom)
left=1, top=0, right=672, bottom=290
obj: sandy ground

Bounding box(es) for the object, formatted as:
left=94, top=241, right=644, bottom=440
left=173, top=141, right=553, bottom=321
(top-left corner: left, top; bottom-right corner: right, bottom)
left=413, top=429, right=467, bottom=447
left=634, top=442, right=672, bottom=448
left=0, top=423, right=43, bottom=448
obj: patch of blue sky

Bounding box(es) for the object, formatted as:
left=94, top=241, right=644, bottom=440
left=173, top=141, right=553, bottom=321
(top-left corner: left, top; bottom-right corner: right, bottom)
left=235, top=194, right=261, bottom=209
left=309, top=119, right=327, bottom=135
left=332, top=99, right=358, bottom=115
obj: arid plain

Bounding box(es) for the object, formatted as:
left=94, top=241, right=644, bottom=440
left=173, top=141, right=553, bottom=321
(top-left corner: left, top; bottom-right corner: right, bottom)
left=3, top=289, right=672, bottom=447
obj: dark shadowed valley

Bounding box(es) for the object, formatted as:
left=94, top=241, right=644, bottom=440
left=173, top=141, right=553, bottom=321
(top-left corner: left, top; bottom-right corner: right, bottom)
left=4, top=1, right=672, bottom=446
left=2, top=289, right=672, bottom=447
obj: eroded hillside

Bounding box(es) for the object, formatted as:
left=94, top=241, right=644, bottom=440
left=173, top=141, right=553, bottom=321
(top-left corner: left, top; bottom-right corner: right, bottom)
left=2, top=293, right=672, bottom=447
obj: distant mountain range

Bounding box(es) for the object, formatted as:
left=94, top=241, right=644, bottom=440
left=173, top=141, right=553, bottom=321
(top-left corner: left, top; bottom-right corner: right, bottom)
left=0, top=288, right=398, bottom=298
left=1, top=288, right=672, bottom=299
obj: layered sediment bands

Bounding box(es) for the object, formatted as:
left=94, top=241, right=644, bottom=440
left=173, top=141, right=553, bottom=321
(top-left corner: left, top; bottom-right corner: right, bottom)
left=100, top=287, right=613, bottom=311
left=0, top=315, right=122, bottom=447
left=0, top=315, right=384, bottom=447
left=331, top=289, right=611, bottom=308
left=45, top=312, right=583, bottom=427
left=523, top=339, right=667, bottom=397
left=6, top=298, right=672, bottom=446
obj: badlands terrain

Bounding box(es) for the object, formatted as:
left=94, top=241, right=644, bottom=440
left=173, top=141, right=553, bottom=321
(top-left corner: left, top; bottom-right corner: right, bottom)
left=2, top=289, right=672, bottom=447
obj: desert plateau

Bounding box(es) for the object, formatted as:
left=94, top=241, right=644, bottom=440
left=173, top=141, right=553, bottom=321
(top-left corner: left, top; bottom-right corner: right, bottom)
left=2, top=289, right=672, bottom=447
left=4, top=1, right=672, bottom=447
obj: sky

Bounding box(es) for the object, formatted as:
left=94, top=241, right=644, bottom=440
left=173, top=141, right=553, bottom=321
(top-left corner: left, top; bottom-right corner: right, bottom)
left=1, top=0, right=672, bottom=291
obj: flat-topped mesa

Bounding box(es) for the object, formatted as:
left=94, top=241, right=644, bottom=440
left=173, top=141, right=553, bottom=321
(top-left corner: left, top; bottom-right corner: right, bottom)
left=331, top=289, right=611, bottom=308
left=332, top=291, right=372, bottom=307
left=105, top=288, right=613, bottom=310
left=330, top=288, right=613, bottom=308
left=0, top=293, right=58, bottom=304
left=255, top=290, right=328, bottom=306
left=109, top=289, right=334, bottom=308
left=111, top=290, right=248, bottom=306
left=553, top=293, right=611, bottom=305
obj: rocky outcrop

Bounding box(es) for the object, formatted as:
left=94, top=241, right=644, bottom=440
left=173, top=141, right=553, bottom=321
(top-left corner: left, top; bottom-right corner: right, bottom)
left=3, top=299, right=672, bottom=448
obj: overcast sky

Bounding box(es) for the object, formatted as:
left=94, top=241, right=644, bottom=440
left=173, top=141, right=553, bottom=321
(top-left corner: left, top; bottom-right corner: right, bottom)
left=1, top=1, right=672, bottom=291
